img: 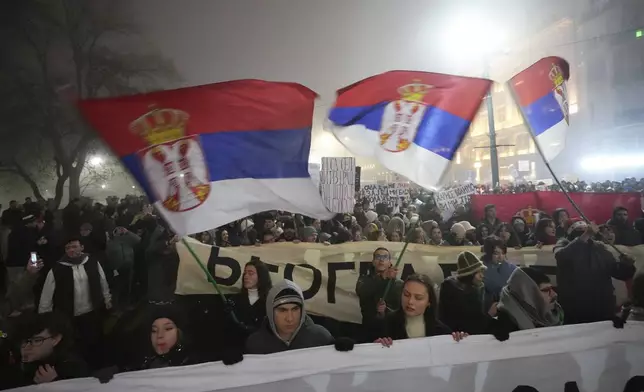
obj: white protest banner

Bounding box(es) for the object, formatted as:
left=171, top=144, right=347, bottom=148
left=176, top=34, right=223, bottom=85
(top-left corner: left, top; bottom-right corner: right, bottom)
left=21, top=322, right=644, bottom=392
left=320, top=157, right=355, bottom=213
left=175, top=240, right=642, bottom=324
left=435, top=183, right=477, bottom=220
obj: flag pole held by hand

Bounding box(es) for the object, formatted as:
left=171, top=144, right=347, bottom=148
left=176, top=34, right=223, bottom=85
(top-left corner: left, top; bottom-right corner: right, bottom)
left=180, top=238, right=245, bottom=325
left=381, top=221, right=418, bottom=300
left=507, top=81, right=624, bottom=257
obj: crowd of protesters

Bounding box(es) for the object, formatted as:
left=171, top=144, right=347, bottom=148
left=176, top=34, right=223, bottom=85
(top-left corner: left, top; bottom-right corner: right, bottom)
left=0, top=185, right=641, bottom=389
left=474, top=177, right=644, bottom=194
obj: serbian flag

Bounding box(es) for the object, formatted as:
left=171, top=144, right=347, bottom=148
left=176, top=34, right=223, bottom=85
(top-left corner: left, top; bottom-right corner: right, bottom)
left=509, top=57, right=570, bottom=161
left=327, top=71, right=492, bottom=188
left=79, top=80, right=334, bottom=235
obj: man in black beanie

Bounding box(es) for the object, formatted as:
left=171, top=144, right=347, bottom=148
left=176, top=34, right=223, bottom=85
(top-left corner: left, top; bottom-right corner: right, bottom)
left=245, top=280, right=333, bottom=354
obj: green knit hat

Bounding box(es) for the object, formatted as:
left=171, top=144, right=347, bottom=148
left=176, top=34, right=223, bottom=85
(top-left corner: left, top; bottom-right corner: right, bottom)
left=456, top=251, right=486, bottom=277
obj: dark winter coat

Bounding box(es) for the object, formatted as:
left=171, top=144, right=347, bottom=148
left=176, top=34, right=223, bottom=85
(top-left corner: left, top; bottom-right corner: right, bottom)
left=0, top=351, right=89, bottom=390
left=225, top=293, right=267, bottom=347
left=245, top=316, right=334, bottom=354
left=6, top=225, right=38, bottom=267
left=375, top=309, right=452, bottom=341
left=438, top=276, right=493, bottom=335
left=145, top=228, right=180, bottom=304
left=554, top=237, right=636, bottom=324
left=136, top=344, right=194, bottom=370
left=606, top=219, right=641, bottom=246
left=355, top=271, right=403, bottom=334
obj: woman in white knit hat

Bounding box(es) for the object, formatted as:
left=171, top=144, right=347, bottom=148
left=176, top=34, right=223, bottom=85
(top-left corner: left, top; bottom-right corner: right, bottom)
left=448, top=223, right=473, bottom=246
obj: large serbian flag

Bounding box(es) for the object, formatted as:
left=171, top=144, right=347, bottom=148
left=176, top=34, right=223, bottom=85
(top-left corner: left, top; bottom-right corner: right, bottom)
left=79, top=80, right=334, bottom=235
left=328, top=71, right=492, bottom=188
left=509, top=57, right=570, bottom=161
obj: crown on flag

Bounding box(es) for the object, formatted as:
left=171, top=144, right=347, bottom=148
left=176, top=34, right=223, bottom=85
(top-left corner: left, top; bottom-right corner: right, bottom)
left=398, top=82, right=432, bottom=103
left=548, top=64, right=565, bottom=87
left=129, top=108, right=189, bottom=146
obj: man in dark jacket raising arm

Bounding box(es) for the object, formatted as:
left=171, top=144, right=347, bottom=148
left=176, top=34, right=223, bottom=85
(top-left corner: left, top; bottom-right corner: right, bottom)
left=245, top=280, right=333, bottom=354
left=554, top=221, right=636, bottom=325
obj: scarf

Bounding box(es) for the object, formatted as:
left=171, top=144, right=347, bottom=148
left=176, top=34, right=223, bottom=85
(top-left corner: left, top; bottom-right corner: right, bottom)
left=497, top=269, right=563, bottom=330
left=247, top=288, right=259, bottom=305
left=405, top=314, right=425, bottom=339
left=62, top=253, right=88, bottom=265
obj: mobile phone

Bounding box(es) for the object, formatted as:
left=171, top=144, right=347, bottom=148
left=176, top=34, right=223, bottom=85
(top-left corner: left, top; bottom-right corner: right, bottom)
left=30, top=252, right=38, bottom=264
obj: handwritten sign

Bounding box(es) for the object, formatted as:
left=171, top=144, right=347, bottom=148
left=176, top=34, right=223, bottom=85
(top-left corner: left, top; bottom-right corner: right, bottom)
left=320, top=157, right=355, bottom=213
left=361, top=183, right=410, bottom=208
left=435, top=183, right=476, bottom=219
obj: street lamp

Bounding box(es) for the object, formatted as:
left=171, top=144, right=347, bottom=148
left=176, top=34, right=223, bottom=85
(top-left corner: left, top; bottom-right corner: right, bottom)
left=89, top=156, right=103, bottom=166
left=441, top=13, right=508, bottom=186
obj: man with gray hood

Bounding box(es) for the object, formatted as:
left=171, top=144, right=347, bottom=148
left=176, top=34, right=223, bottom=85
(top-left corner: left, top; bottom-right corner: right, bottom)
left=245, top=280, right=333, bottom=354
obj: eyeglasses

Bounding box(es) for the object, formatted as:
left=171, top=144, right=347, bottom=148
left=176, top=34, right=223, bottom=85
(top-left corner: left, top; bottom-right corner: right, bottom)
left=374, top=254, right=390, bottom=261
left=20, top=336, right=53, bottom=348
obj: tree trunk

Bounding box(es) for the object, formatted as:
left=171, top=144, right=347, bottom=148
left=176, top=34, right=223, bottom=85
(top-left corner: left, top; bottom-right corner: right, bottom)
left=53, top=172, right=68, bottom=210
left=68, top=168, right=81, bottom=203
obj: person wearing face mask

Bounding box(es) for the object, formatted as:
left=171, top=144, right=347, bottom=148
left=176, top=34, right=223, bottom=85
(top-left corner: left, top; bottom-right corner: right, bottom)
left=495, top=268, right=563, bottom=337
left=226, top=258, right=273, bottom=347
left=439, top=251, right=496, bottom=335
left=554, top=219, right=636, bottom=324
left=373, top=274, right=467, bottom=347
left=355, top=248, right=403, bottom=338
left=0, top=312, right=88, bottom=389
left=245, top=280, right=333, bottom=354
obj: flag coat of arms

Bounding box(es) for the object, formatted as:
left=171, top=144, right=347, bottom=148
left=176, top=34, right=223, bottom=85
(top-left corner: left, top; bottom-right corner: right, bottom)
left=509, top=57, right=570, bottom=161
left=327, top=71, right=492, bottom=188
left=79, top=80, right=334, bottom=235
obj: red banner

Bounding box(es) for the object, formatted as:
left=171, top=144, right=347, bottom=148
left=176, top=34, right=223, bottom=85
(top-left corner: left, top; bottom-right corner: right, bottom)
left=470, top=192, right=642, bottom=225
